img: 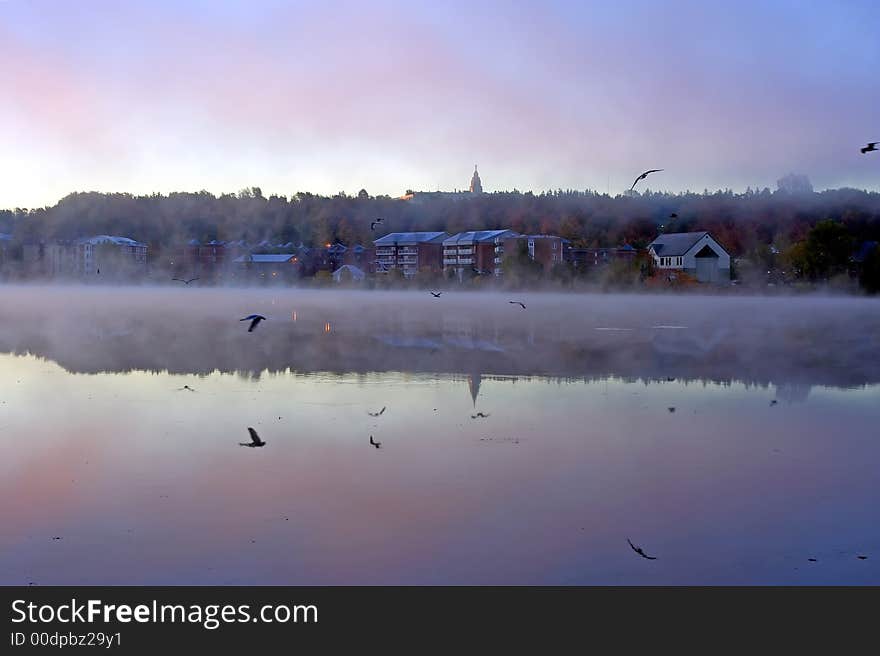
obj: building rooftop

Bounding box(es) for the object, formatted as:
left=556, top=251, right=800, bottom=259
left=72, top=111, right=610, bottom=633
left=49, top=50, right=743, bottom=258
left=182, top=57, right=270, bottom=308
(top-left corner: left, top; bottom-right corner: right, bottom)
left=79, top=235, right=146, bottom=247
left=374, top=232, right=448, bottom=246
left=649, top=231, right=711, bottom=256
left=443, top=230, right=518, bottom=245
left=332, top=264, right=366, bottom=280
left=233, top=254, right=295, bottom=263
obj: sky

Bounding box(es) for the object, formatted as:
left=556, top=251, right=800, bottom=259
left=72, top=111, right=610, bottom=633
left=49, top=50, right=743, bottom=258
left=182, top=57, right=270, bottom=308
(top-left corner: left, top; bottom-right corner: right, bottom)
left=1, top=0, right=879, bottom=208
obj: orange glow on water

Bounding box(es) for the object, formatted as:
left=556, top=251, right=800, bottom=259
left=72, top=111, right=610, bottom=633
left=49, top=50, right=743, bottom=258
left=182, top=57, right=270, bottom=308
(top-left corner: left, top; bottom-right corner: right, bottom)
left=291, top=311, right=297, bottom=322
left=324, top=322, right=331, bottom=333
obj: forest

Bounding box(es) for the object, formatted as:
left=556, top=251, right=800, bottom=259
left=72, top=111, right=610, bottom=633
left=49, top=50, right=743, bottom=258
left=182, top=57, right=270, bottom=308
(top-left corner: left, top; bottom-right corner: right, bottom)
left=1, top=183, right=879, bottom=291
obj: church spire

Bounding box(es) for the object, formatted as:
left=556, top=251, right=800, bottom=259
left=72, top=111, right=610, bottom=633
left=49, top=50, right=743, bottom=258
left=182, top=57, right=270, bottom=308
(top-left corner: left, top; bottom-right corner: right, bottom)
left=469, top=164, right=483, bottom=194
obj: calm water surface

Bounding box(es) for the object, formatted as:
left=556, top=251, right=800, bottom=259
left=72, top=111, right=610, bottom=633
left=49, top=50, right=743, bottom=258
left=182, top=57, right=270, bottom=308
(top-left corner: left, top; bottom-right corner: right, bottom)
left=0, top=287, right=878, bottom=584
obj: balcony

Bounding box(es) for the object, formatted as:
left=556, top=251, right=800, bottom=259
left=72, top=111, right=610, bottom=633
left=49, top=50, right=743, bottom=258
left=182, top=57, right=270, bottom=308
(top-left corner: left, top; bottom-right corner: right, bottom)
left=494, top=257, right=502, bottom=264
left=375, top=249, right=395, bottom=256
left=457, top=248, right=474, bottom=255
left=494, top=246, right=504, bottom=254
left=443, top=258, right=459, bottom=265
left=457, top=257, right=474, bottom=265
left=398, top=248, right=418, bottom=255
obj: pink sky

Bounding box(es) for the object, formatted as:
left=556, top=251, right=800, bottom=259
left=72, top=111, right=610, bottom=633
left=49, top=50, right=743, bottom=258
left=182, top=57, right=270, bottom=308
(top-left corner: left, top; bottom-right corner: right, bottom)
left=1, top=0, right=878, bottom=208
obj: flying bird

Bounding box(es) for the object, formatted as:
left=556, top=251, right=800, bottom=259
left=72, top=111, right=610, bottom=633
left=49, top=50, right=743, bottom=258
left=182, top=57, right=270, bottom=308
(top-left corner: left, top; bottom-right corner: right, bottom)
left=368, top=406, right=386, bottom=417
left=239, top=427, right=266, bottom=448
left=172, top=277, right=199, bottom=285
left=669, top=213, right=678, bottom=219
left=240, top=314, right=267, bottom=332
left=178, top=385, right=196, bottom=392
left=371, top=218, right=384, bottom=230
left=627, top=538, right=657, bottom=560
left=668, top=407, right=676, bottom=413
left=471, top=412, right=490, bottom=419
left=770, top=399, right=778, bottom=406
left=860, top=142, right=877, bottom=154
left=430, top=291, right=442, bottom=298
left=509, top=300, right=526, bottom=309
left=630, top=169, right=663, bottom=191
left=369, top=435, right=382, bottom=449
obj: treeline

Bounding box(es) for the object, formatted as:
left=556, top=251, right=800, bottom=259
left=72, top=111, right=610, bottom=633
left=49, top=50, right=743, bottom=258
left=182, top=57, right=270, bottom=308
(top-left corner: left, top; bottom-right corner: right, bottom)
left=2, top=185, right=880, bottom=272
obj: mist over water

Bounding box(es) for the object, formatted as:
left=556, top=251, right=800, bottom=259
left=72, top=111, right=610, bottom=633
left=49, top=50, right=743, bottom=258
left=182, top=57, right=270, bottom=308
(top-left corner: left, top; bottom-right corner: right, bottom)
left=1, top=286, right=878, bottom=584
left=1, top=285, right=879, bottom=387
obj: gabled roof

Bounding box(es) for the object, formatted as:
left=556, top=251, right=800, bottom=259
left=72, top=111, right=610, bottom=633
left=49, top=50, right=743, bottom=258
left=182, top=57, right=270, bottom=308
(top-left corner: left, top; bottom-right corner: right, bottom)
left=79, top=235, right=146, bottom=247
left=443, top=230, right=518, bottom=245
left=374, top=231, right=447, bottom=246
left=332, top=264, right=366, bottom=280
left=233, top=254, right=295, bottom=263
left=649, top=231, right=715, bottom=256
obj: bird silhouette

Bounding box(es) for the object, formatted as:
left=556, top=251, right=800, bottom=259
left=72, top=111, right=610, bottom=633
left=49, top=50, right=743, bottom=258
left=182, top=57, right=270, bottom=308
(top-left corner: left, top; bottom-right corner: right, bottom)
left=369, top=435, right=382, bottom=449
left=668, top=407, right=676, bottom=413
left=860, top=142, right=877, bottom=154
left=770, top=399, right=778, bottom=406
left=630, top=169, right=663, bottom=191
left=371, top=218, right=384, bottom=230
left=240, top=314, right=267, bottom=332
left=430, top=291, right=442, bottom=298
left=509, top=300, right=526, bottom=309
left=627, top=538, right=657, bottom=560
left=368, top=406, right=386, bottom=417
left=172, top=277, right=199, bottom=285
left=239, top=427, right=266, bottom=448
left=669, top=212, right=678, bottom=219
left=471, top=412, right=490, bottom=419
left=178, top=385, right=196, bottom=392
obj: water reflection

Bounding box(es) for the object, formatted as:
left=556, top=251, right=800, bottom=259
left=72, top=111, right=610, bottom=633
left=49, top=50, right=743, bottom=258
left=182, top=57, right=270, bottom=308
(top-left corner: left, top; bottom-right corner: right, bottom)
left=1, top=287, right=879, bottom=584
left=1, top=286, right=879, bottom=391
left=1, top=354, right=878, bottom=585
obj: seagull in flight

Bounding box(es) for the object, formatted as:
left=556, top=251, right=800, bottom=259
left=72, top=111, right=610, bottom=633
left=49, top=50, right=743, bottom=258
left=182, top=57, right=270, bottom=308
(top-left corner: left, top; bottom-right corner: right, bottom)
left=177, top=385, right=196, bottom=392
left=669, top=213, right=678, bottom=219
left=471, top=412, right=490, bottom=419
left=368, top=406, right=386, bottom=417
left=239, top=427, right=266, bottom=448
left=630, top=169, right=663, bottom=191
left=860, top=142, right=877, bottom=154
left=240, top=314, right=267, bottom=332
left=172, top=277, right=199, bottom=285
left=371, top=218, right=384, bottom=230
left=509, top=300, right=526, bottom=309
left=627, top=538, right=657, bottom=560
left=430, top=291, right=442, bottom=298
left=369, top=435, right=382, bottom=449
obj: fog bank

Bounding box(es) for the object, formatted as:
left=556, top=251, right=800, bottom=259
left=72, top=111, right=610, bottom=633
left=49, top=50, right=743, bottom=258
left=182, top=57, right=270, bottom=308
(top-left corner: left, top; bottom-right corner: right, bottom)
left=1, top=286, right=878, bottom=388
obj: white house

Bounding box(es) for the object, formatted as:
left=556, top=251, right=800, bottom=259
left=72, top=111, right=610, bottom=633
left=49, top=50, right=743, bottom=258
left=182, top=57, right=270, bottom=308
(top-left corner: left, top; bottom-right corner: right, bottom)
left=648, top=231, right=731, bottom=282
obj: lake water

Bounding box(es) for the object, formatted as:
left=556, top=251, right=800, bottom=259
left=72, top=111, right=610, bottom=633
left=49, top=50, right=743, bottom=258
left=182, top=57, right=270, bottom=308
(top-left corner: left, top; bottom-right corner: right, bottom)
left=1, top=286, right=878, bottom=584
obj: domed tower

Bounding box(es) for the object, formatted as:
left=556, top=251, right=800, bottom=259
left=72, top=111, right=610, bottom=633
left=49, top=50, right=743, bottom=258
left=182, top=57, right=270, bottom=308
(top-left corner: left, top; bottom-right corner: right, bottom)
left=469, top=165, right=483, bottom=194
